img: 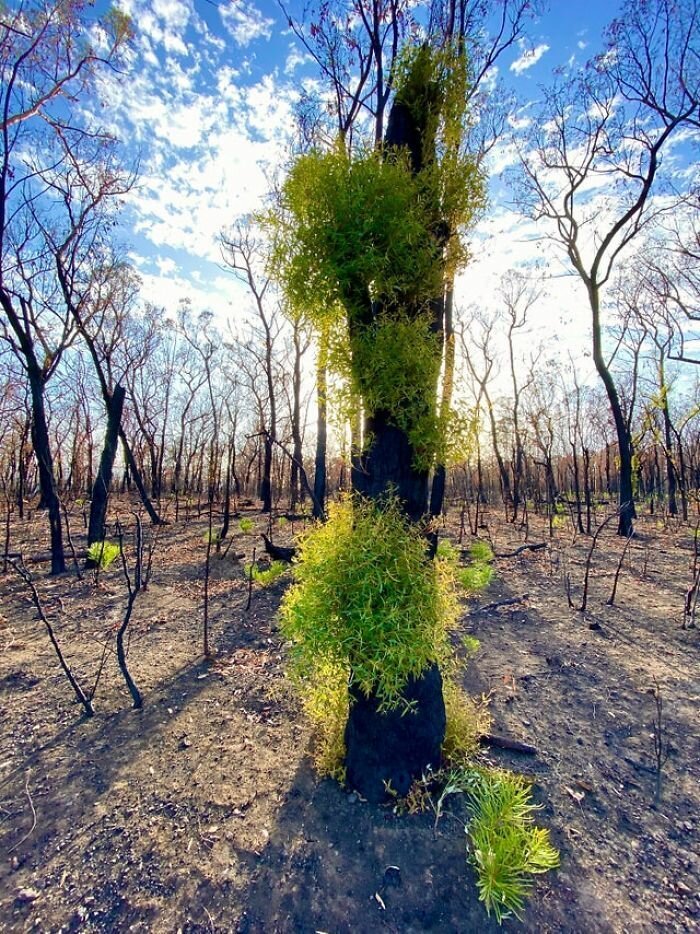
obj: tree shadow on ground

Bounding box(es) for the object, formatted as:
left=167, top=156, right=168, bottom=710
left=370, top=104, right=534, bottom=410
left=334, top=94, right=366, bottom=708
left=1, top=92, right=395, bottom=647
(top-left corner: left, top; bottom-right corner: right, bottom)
left=234, top=756, right=506, bottom=934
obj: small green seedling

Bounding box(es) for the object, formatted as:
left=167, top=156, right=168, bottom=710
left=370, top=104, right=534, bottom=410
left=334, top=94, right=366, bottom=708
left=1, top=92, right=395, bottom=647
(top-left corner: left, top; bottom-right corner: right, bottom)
left=239, top=517, right=254, bottom=533
left=465, top=768, right=560, bottom=923
left=245, top=560, right=287, bottom=587
left=87, top=540, right=120, bottom=570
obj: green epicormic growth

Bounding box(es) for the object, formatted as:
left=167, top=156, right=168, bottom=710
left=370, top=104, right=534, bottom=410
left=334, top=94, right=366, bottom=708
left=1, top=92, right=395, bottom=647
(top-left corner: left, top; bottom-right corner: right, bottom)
left=280, top=497, right=458, bottom=713
left=269, top=43, right=484, bottom=469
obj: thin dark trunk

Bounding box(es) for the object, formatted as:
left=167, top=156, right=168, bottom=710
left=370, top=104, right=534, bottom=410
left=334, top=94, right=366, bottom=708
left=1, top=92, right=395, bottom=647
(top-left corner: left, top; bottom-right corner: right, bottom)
left=659, top=375, right=678, bottom=517
left=28, top=366, right=65, bottom=574
left=313, top=355, right=327, bottom=520
left=589, top=285, right=635, bottom=536
left=119, top=429, right=163, bottom=525
left=260, top=433, right=273, bottom=513
left=87, top=385, right=126, bottom=561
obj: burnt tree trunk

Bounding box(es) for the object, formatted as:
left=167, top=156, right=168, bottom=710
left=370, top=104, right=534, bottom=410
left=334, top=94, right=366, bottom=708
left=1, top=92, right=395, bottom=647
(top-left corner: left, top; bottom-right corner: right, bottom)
left=344, top=95, right=446, bottom=804
left=312, top=352, right=327, bottom=520
left=28, top=365, right=65, bottom=574
left=86, top=384, right=126, bottom=563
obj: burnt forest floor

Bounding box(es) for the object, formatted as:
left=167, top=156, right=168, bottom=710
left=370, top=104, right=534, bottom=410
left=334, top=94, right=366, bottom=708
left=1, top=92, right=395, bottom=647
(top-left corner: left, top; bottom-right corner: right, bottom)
left=0, top=496, right=698, bottom=933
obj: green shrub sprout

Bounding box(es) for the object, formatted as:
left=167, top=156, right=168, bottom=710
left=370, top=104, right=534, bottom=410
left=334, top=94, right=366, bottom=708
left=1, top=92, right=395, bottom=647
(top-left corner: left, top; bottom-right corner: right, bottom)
left=86, top=540, right=120, bottom=570
left=464, top=769, right=560, bottom=923
left=281, top=496, right=458, bottom=714
left=245, top=560, right=287, bottom=587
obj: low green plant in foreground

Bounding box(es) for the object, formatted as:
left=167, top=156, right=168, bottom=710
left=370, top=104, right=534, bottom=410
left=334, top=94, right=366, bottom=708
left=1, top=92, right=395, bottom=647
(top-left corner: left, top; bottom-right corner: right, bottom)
left=86, top=540, right=120, bottom=570
left=246, top=560, right=287, bottom=587
left=238, top=517, right=254, bottom=533
left=463, top=768, right=560, bottom=923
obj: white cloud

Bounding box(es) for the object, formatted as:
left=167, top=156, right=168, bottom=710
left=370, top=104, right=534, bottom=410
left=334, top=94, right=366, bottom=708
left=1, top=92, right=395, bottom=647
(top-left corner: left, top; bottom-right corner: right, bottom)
left=510, top=42, right=550, bottom=75
left=220, top=1, right=274, bottom=46
left=285, top=44, right=309, bottom=75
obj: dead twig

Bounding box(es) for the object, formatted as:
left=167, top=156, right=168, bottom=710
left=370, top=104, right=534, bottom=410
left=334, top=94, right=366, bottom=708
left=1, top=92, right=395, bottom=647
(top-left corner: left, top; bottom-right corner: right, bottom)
left=650, top=677, right=670, bottom=804
left=7, top=770, right=37, bottom=853
left=8, top=558, right=94, bottom=717
left=494, top=542, right=546, bottom=559
left=606, top=530, right=634, bottom=606
left=476, top=595, right=529, bottom=612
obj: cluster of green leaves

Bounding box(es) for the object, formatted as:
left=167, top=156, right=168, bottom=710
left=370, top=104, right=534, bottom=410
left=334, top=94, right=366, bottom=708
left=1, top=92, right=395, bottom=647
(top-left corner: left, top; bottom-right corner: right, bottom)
left=328, top=312, right=443, bottom=469
left=281, top=496, right=458, bottom=714
left=272, top=144, right=443, bottom=323
left=267, top=44, right=485, bottom=472
left=463, top=769, right=560, bottom=923
left=238, top=517, right=254, bottom=534
left=87, top=540, right=120, bottom=570
left=246, top=560, right=287, bottom=587
left=391, top=43, right=483, bottom=278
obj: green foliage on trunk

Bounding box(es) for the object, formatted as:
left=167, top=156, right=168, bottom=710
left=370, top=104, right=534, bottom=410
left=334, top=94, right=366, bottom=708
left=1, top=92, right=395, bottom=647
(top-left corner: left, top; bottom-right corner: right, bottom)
left=281, top=497, right=458, bottom=713
left=266, top=43, right=485, bottom=472
left=280, top=499, right=491, bottom=776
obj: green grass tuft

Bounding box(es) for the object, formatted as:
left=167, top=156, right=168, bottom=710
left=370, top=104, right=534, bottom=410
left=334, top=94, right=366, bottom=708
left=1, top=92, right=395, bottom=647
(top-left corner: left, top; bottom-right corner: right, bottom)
left=238, top=517, right=254, bottom=533
left=246, top=560, right=287, bottom=587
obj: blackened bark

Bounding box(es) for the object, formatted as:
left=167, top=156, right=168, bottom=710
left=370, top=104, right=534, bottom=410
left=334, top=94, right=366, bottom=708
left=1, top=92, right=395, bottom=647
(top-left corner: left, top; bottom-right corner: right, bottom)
left=87, top=385, right=126, bottom=562
left=28, top=366, right=65, bottom=574
left=260, top=433, right=273, bottom=513
left=353, top=416, right=430, bottom=521
left=312, top=355, right=327, bottom=520
left=344, top=75, right=446, bottom=802
left=344, top=663, right=446, bottom=803
left=589, top=285, right=635, bottom=536
left=118, top=428, right=163, bottom=525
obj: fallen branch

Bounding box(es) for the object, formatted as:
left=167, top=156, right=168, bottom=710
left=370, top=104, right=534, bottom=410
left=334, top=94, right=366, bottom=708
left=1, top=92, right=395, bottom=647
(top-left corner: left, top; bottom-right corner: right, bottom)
left=479, top=733, right=537, bottom=755
left=8, top=770, right=37, bottom=854
left=476, top=594, right=529, bottom=612
left=494, top=543, right=546, bottom=559
left=262, top=534, right=296, bottom=563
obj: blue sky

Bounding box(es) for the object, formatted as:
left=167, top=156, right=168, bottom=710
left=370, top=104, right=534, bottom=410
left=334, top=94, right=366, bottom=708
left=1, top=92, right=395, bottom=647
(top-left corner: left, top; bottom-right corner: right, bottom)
left=87, top=0, right=682, bottom=372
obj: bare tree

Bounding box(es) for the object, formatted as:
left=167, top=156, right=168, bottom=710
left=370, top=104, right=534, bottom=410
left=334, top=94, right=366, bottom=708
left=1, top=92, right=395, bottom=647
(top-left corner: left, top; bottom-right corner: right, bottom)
left=222, top=222, right=281, bottom=514
left=517, top=0, right=699, bottom=535
left=0, top=1, right=132, bottom=572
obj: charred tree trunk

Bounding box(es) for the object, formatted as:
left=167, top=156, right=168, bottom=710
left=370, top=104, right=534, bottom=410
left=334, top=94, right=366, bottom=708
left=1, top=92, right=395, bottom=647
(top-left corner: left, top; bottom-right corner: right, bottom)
left=589, top=286, right=635, bottom=536
left=119, top=429, right=163, bottom=525
left=28, top=365, right=65, bottom=574
left=260, top=432, right=273, bottom=513
left=86, top=385, right=126, bottom=563
left=312, top=352, right=327, bottom=520
left=344, top=94, right=446, bottom=804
